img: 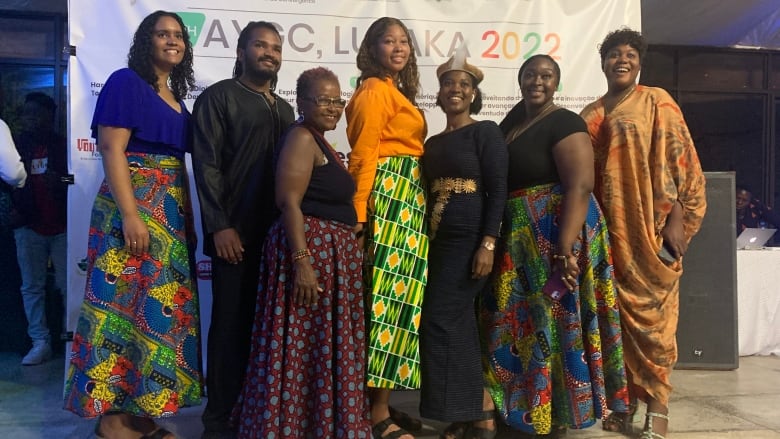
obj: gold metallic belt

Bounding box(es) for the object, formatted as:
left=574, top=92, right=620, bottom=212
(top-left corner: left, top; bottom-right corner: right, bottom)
left=431, top=177, right=478, bottom=195
left=429, top=178, right=478, bottom=238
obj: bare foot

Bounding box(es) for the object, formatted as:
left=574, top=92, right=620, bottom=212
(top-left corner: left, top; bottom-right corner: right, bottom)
left=96, top=413, right=143, bottom=439
left=131, top=416, right=157, bottom=436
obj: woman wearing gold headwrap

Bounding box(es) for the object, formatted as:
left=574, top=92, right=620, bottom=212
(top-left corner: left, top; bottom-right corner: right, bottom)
left=420, top=55, right=507, bottom=439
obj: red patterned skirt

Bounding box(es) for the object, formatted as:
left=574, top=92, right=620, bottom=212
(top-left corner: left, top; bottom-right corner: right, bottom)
left=233, top=216, right=371, bottom=438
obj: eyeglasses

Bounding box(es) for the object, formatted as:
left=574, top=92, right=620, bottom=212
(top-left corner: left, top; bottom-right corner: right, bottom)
left=306, top=96, right=347, bottom=108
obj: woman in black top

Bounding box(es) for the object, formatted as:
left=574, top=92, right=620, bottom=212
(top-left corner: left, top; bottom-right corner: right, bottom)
left=477, top=54, right=628, bottom=436
left=232, top=67, right=372, bottom=438
left=420, top=55, right=507, bottom=439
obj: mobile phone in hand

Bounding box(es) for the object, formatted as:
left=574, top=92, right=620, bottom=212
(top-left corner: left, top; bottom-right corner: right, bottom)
left=542, top=275, right=568, bottom=300
left=658, top=244, right=676, bottom=264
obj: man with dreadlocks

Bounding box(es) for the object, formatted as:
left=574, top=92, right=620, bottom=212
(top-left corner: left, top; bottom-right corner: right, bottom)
left=191, top=21, right=295, bottom=439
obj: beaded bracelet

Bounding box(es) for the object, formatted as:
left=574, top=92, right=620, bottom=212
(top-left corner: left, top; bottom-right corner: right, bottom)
left=293, top=248, right=311, bottom=262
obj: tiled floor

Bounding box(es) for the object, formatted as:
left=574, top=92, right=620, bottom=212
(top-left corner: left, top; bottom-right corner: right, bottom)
left=0, top=351, right=778, bottom=438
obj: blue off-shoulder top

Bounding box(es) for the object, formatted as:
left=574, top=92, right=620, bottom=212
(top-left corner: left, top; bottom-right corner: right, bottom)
left=90, top=68, right=191, bottom=159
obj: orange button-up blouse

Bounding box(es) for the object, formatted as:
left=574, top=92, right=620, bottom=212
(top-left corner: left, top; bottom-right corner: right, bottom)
left=345, top=77, right=426, bottom=222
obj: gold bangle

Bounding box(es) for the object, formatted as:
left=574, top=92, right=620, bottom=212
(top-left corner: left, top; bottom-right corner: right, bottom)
left=293, top=248, right=311, bottom=262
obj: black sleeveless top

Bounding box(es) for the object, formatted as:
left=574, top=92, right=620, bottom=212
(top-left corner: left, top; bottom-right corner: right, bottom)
left=298, top=124, right=357, bottom=226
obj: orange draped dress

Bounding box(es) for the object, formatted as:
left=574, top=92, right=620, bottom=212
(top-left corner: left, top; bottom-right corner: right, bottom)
left=580, top=85, right=707, bottom=406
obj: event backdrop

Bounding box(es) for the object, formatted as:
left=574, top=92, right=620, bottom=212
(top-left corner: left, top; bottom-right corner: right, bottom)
left=66, top=0, right=640, bottom=367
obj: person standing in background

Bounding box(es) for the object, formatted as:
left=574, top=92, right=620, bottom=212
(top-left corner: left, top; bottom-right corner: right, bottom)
left=0, top=117, right=27, bottom=234
left=11, top=92, right=67, bottom=366
left=346, top=16, right=427, bottom=439
left=735, top=184, right=780, bottom=239
left=581, top=28, right=706, bottom=439
left=191, top=21, right=295, bottom=439
left=64, top=11, right=201, bottom=439
left=0, top=117, right=26, bottom=189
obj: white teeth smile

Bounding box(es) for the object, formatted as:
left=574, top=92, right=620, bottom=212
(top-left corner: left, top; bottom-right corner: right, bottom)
left=616, top=67, right=629, bottom=73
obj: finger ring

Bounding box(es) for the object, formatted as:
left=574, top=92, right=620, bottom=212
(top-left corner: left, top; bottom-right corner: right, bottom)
left=567, top=275, right=574, bottom=281
left=561, top=276, right=566, bottom=282
left=132, top=241, right=137, bottom=245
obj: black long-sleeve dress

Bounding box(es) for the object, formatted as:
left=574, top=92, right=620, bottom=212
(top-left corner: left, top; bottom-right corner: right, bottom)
left=419, top=120, right=507, bottom=421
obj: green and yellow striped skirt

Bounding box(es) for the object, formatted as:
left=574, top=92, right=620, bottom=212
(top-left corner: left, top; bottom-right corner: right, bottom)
left=364, top=156, right=428, bottom=389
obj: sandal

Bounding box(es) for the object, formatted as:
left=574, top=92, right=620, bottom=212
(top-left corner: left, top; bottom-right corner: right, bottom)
left=389, top=405, right=423, bottom=432
left=602, top=400, right=638, bottom=432
left=639, top=412, right=669, bottom=439
left=465, top=410, right=496, bottom=439
left=372, top=417, right=413, bottom=439
left=440, top=422, right=469, bottom=439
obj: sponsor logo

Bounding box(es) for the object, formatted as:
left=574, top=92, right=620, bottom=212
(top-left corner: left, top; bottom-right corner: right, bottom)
left=178, top=12, right=206, bottom=45
left=76, top=138, right=101, bottom=160
left=196, top=259, right=212, bottom=280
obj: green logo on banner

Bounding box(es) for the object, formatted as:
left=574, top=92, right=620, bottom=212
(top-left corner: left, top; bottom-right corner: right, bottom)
left=178, top=12, right=206, bottom=45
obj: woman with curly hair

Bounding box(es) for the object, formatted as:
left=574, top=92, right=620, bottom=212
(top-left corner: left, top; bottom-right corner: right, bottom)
left=581, top=28, right=706, bottom=439
left=64, top=11, right=201, bottom=439
left=346, top=16, right=427, bottom=439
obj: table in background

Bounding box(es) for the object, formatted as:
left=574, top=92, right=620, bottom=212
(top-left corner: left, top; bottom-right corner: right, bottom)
left=737, top=249, right=780, bottom=356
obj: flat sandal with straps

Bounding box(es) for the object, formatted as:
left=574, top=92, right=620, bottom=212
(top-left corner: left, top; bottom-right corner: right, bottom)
left=465, top=410, right=496, bottom=439
left=602, top=400, right=638, bottom=432
left=640, top=411, right=669, bottom=439
left=372, top=417, right=412, bottom=439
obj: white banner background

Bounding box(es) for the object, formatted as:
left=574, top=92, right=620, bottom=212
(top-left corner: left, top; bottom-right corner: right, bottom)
left=66, top=0, right=640, bottom=369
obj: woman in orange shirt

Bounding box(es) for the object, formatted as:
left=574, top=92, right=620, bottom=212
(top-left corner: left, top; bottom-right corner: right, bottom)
left=346, top=16, right=428, bottom=439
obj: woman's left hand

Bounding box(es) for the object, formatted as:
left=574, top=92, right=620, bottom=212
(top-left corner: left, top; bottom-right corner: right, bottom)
left=661, top=218, right=687, bottom=259
left=661, top=202, right=687, bottom=259
left=293, top=260, right=323, bottom=307
left=472, top=247, right=494, bottom=279
left=554, top=254, right=580, bottom=291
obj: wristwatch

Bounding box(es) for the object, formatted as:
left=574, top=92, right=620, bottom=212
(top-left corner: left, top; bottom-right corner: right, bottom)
left=481, top=241, right=495, bottom=251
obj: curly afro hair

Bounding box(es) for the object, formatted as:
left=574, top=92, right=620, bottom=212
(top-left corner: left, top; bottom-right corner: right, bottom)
left=598, top=27, right=647, bottom=64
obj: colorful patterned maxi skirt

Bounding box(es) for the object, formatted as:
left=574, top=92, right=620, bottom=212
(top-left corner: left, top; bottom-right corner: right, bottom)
left=365, top=156, right=428, bottom=389
left=233, top=217, right=371, bottom=438
left=479, top=183, right=628, bottom=434
left=64, top=153, right=201, bottom=418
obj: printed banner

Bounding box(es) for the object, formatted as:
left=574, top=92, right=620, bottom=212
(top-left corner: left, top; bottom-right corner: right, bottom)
left=67, top=0, right=641, bottom=366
